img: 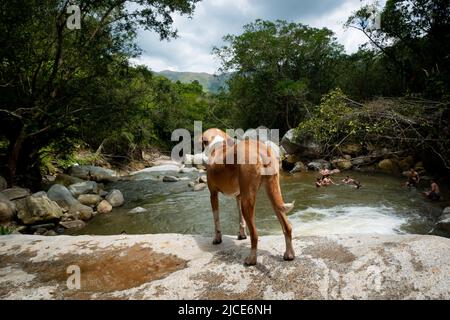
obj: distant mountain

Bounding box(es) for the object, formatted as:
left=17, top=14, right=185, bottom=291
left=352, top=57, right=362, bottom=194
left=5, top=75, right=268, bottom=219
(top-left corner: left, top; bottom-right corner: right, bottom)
left=156, top=70, right=230, bottom=93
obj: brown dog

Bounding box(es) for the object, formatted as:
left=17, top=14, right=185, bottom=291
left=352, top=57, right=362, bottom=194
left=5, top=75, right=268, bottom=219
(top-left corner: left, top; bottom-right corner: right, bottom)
left=201, top=128, right=295, bottom=266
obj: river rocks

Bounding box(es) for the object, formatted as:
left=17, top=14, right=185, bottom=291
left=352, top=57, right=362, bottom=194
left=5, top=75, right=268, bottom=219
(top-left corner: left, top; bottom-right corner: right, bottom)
left=1, top=234, right=449, bottom=300
left=352, top=156, right=372, bottom=166
left=183, top=154, right=207, bottom=167
left=340, top=143, right=362, bottom=156
left=132, top=164, right=181, bottom=175
left=68, top=203, right=93, bottom=221
left=1, top=187, right=31, bottom=201
left=290, top=161, right=307, bottom=173
left=54, top=174, right=85, bottom=187
left=331, top=158, right=353, bottom=171
left=378, top=159, right=400, bottom=174
left=17, top=196, right=63, bottom=225
left=198, top=175, right=207, bottom=184
left=163, top=176, right=180, bottom=183
left=69, top=165, right=118, bottom=182
left=59, top=220, right=86, bottom=229
left=307, top=160, right=331, bottom=171
left=0, top=193, right=16, bottom=223
left=77, top=194, right=101, bottom=207
left=97, top=200, right=113, bottom=214
left=69, top=181, right=98, bottom=197
left=31, top=191, right=47, bottom=198
left=129, top=207, right=147, bottom=214
left=443, top=207, right=450, bottom=215
left=105, top=190, right=124, bottom=207
left=47, top=184, right=79, bottom=209
left=0, top=176, right=7, bottom=191
left=193, top=183, right=207, bottom=192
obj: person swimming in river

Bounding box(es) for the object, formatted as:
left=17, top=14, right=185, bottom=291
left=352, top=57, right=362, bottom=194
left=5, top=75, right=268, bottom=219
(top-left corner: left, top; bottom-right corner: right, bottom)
left=342, top=175, right=362, bottom=189
left=423, top=179, right=441, bottom=201
left=405, top=168, right=420, bottom=188
left=315, top=177, right=323, bottom=188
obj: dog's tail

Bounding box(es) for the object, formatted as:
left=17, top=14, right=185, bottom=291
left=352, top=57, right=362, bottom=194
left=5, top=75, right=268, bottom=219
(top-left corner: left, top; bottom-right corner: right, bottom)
left=264, top=173, right=295, bottom=215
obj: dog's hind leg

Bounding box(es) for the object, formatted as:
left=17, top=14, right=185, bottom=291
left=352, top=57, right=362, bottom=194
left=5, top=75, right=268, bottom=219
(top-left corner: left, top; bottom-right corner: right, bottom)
left=265, top=175, right=295, bottom=261
left=241, top=193, right=258, bottom=266
left=236, top=195, right=247, bottom=240
left=210, top=191, right=222, bottom=245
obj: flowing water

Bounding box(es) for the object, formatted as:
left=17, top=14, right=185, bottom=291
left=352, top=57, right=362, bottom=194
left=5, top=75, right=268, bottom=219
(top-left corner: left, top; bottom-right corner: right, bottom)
left=69, top=171, right=445, bottom=237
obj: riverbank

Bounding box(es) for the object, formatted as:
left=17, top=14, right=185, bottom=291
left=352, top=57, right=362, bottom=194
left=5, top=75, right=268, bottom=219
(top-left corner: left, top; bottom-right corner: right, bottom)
left=0, top=233, right=449, bottom=299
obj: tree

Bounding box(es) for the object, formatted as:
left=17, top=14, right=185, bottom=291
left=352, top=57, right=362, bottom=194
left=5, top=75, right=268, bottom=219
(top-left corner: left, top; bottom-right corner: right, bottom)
left=346, top=0, right=450, bottom=98
left=0, top=0, right=200, bottom=188
left=213, top=19, right=344, bottom=133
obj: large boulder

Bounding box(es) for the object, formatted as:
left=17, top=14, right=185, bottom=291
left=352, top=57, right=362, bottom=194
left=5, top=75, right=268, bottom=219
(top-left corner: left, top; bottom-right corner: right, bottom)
left=68, top=203, right=93, bottom=221
left=1, top=187, right=31, bottom=201
left=281, top=129, right=301, bottom=155
left=105, top=190, right=124, bottom=207
left=1, top=234, right=449, bottom=299
left=47, top=184, right=79, bottom=209
left=281, top=130, right=322, bottom=158
left=290, top=162, right=307, bottom=174
left=435, top=218, right=450, bottom=233
left=77, top=194, right=101, bottom=207
left=307, top=160, right=331, bottom=171
left=17, top=196, right=63, bottom=225
left=54, top=174, right=85, bottom=187
left=68, top=181, right=98, bottom=197
left=340, top=143, right=362, bottom=156
left=332, top=158, right=353, bottom=171
left=60, top=220, right=86, bottom=229
left=0, top=193, right=16, bottom=223
left=378, top=159, right=400, bottom=174
left=0, top=176, right=7, bottom=191
left=69, top=165, right=118, bottom=182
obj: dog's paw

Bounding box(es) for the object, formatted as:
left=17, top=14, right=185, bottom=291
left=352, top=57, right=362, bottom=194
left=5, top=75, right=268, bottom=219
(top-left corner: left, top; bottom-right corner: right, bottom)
left=244, top=256, right=257, bottom=266
left=237, top=234, right=247, bottom=240
left=212, top=238, right=222, bottom=245
left=283, top=251, right=295, bottom=261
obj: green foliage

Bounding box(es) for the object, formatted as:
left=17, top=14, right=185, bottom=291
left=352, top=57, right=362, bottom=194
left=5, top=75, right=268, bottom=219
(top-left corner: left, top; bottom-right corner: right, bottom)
left=157, top=70, right=230, bottom=93
left=0, top=226, right=14, bottom=235
left=0, top=0, right=200, bottom=187
left=214, top=19, right=345, bottom=132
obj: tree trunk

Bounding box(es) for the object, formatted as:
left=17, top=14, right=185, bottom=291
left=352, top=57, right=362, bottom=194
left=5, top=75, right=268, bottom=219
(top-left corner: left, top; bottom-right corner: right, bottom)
left=7, top=127, right=25, bottom=187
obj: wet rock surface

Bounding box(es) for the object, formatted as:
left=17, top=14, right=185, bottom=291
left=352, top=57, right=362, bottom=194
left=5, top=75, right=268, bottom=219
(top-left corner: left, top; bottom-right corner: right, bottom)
left=0, top=234, right=448, bottom=300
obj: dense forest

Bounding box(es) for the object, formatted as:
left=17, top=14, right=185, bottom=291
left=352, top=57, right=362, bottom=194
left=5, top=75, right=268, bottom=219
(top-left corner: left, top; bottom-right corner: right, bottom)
left=1, top=0, right=449, bottom=190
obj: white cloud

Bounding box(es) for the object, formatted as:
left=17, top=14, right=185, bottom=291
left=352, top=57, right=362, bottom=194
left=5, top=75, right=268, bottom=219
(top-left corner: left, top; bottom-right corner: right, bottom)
left=133, top=0, right=384, bottom=73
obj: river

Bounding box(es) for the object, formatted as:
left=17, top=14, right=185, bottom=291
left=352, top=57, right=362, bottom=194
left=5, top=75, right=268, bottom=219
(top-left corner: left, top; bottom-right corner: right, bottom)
left=68, top=171, right=444, bottom=237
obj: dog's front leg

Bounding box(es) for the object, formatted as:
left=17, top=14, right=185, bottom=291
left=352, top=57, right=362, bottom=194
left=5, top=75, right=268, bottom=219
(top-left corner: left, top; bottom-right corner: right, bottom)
left=236, top=195, right=247, bottom=240
left=210, top=191, right=222, bottom=244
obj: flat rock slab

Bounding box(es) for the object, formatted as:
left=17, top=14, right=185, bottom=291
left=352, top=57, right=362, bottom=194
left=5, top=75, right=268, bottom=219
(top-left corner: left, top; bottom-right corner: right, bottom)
left=0, top=234, right=449, bottom=300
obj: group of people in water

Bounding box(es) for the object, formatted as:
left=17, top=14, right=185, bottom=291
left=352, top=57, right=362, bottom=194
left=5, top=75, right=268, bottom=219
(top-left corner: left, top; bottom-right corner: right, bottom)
left=315, top=168, right=362, bottom=189
left=314, top=167, right=442, bottom=201
left=404, top=168, right=441, bottom=201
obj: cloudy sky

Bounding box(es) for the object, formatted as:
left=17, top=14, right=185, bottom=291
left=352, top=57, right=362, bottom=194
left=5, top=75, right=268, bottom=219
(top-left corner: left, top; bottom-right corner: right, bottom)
left=132, top=0, right=384, bottom=74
